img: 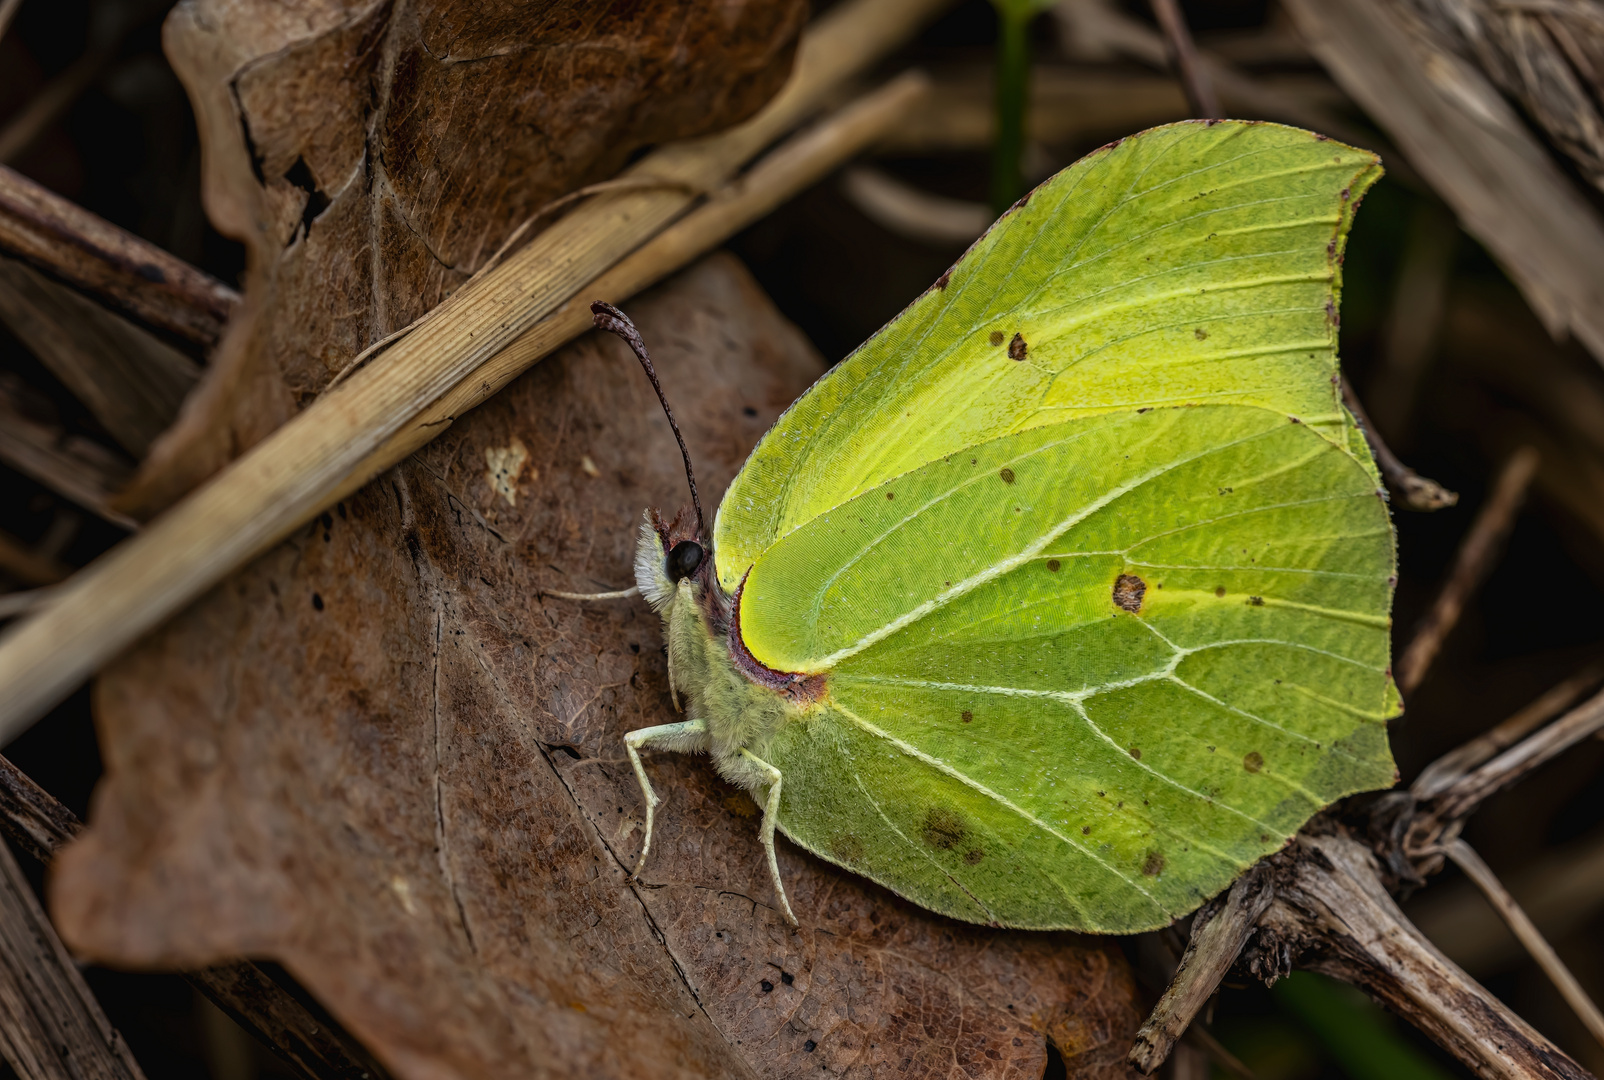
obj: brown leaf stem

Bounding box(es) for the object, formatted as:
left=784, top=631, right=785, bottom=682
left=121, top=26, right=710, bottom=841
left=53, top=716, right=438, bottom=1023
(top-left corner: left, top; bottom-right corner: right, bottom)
left=1129, top=865, right=1273, bottom=1074
left=1340, top=375, right=1460, bottom=512
left=1412, top=658, right=1604, bottom=798
left=1149, top=0, right=1220, bottom=118
left=1395, top=446, right=1539, bottom=693
left=0, top=839, right=148, bottom=1080
left=1445, top=839, right=1604, bottom=1052
left=0, top=165, right=237, bottom=349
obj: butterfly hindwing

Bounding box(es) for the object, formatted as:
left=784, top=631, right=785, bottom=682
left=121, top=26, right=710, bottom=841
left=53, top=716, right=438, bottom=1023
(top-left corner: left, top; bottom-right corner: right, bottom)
left=744, top=407, right=1395, bottom=930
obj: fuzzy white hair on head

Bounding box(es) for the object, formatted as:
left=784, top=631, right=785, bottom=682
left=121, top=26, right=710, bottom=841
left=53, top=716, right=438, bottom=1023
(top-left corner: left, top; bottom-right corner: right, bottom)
left=634, top=512, right=676, bottom=612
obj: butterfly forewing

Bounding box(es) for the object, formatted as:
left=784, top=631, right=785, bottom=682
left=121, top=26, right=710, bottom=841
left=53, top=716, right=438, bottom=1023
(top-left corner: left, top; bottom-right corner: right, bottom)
left=714, top=121, right=1384, bottom=593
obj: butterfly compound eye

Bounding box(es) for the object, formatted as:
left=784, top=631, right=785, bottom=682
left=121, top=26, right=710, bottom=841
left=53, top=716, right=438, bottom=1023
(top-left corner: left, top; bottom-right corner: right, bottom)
left=666, top=541, right=704, bottom=582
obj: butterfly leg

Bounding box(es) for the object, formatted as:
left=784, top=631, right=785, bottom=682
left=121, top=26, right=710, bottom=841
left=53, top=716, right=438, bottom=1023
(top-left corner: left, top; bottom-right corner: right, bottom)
left=624, top=718, right=709, bottom=878
left=738, top=748, right=798, bottom=926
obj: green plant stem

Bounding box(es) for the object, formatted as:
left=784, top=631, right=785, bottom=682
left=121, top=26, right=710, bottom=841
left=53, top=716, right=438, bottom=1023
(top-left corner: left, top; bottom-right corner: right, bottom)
left=991, top=5, right=1030, bottom=216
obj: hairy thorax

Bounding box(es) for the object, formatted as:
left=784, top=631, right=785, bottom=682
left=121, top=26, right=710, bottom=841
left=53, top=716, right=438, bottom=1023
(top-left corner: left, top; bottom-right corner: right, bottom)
left=633, top=512, right=825, bottom=797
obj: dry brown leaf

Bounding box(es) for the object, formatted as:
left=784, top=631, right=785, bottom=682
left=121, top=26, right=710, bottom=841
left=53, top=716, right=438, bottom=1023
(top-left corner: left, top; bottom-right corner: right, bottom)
left=119, top=0, right=806, bottom=518
left=53, top=254, right=1143, bottom=1080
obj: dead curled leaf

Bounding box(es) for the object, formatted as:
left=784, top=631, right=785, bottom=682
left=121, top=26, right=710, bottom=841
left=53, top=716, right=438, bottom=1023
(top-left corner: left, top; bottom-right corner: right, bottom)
left=118, top=0, right=807, bottom=518
left=53, top=254, right=1144, bottom=1080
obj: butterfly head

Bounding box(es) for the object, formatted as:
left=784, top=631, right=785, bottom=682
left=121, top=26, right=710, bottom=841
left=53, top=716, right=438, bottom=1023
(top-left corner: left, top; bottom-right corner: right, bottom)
left=634, top=506, right=712, bottom=613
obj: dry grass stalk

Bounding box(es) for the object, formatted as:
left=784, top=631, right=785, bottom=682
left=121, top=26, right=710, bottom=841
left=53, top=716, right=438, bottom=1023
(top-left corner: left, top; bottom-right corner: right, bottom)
left=1340, top=376, right=1459, bottom=510
left=0, top=531, right=67, bottom=587
left=0, top=164, right=237, bottom=348
left=0, top=0, right=938, bottom=741
left=0, top=753, right=389, bottom=1080
left=0, top=385, right=134, bottom=529
left=0, top=837, right=147, bottom=1080
left=334, top=73, right=933, bottom=507
left=0, top=255, right=199, bottom=456
left=1149, top=0, right=1221, bottom=117
left=1282, top=0, right=1604, bottom=365
left=841, top=165, right=994, bottom=244
left=1445, top=839, right=1604, bottom=1052
left=1396, top=446, right=1541, bottom=694
left=1413, top=658, right=1604, bottom=798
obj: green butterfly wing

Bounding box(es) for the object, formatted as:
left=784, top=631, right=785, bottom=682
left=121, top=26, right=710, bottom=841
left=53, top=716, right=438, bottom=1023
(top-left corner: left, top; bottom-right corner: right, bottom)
left=713, top=121, right=1398, bottom=932
left=714, top=120, right=1382, bottom=593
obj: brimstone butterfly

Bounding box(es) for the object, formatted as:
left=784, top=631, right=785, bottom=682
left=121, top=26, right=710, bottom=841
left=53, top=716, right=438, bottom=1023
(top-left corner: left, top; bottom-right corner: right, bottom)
left=601, top=120, right=1399, bottom=933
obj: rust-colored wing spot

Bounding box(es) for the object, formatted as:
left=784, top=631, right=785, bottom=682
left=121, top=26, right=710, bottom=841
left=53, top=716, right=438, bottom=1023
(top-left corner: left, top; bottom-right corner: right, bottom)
left=1243, top=751, right=1264, bottom=773
left=1142, top=851, right=1165, bottom=876
left=989, top=330, right=1005, bottom=346
left=921, top=806, right=967, bottom=851
left=1113, top=573, right=1146, bottom=613
left=1008, top=333, right=1027, bottom=360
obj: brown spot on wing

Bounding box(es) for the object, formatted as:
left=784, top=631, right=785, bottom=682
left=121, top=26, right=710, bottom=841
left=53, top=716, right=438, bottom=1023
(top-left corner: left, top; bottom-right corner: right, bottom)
left=1244, top=751, right=1264, bottom=773
left=921, top=806, right=967, bottom=850
left=989, top=330, right=1005, bottom=346
left=1008, top=333, right=1027, bottom=361
left=1142, top=851, right=1165, bottom=876
left=1113, top=574, right=1146, bottom=613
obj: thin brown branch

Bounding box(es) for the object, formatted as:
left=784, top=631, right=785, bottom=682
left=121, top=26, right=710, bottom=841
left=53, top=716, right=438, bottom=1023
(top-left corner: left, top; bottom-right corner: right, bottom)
left=1396, top=446, right=1540, bottom=693
left=1341, top=376, right=1460, bottom=512
left=1411, top=824, right=1604, bottom=976
left=1428, top=685, right=1604, bottom=835
left=0, top=839, right=146, bottom=1080
left=0, top=529, right=67, bottom=587
left=1130, top=864, right=1274, bottom=1073
left=1445, top=839, right=1604, bottom=1052
left=0, top=47, right=937, bottom=740
left=0, top=0, right=23, bottom=43
left=0, top=254, right=200, bottom=456
left=1182, top=1024, right=1256, bottom=1080
left=1412, top=658, right=1604, bottom=798
left=1257, top=831, right=1589, bottom=1080
left=0, top=753, right=389, bottom=1080
left=0, top=45, right=116, bottom=165
left=0, top=590, right=50, bottom=621
left=1281, top=0, right=1604, bottom=366
left=0, top=382, right=136, bottom=529
left=0, top=164, right=238, bottom=348
left=1149, top=0, right=1221, bottom=118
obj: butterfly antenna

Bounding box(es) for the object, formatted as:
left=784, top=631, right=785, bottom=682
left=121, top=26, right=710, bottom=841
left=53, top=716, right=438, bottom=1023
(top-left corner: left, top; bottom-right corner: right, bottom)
left=590, top=301, right=706, bottom=541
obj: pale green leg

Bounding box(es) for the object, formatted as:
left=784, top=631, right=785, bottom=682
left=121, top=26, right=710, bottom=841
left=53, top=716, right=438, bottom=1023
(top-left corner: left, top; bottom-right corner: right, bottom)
left=624, top=719, right=709, bottom=877
left=739, top=747, right=798, bottom=926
